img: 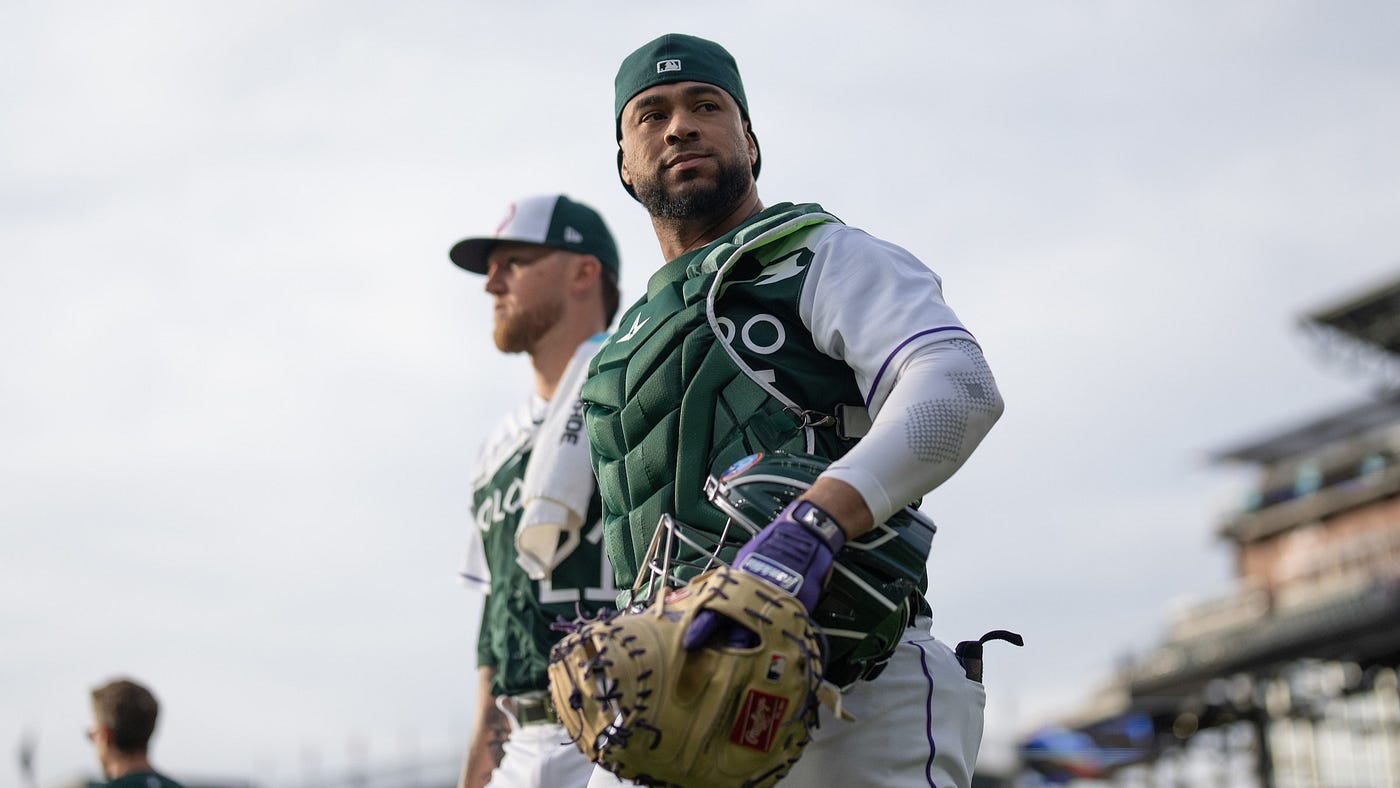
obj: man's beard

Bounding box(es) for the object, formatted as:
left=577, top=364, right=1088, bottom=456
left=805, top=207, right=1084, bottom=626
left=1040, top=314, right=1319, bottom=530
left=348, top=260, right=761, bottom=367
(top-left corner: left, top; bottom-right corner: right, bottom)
left=634, top=154, right=750, bottom=222
left=493, top=297, right=564, bottom=353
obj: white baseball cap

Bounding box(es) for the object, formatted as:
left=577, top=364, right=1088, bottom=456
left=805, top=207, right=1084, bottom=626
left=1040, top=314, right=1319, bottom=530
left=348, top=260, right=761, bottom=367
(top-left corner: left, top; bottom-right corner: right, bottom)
left=449, top=194, right=620, bottom=275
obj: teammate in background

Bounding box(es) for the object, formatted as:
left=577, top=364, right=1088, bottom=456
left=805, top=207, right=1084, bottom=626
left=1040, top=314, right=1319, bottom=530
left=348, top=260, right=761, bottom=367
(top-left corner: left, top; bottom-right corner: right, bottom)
left=88, top=678, right=185, bottom=788
left=582, top=35, right=1007, bottom=787
left=451, top=194, right=621, bottom=788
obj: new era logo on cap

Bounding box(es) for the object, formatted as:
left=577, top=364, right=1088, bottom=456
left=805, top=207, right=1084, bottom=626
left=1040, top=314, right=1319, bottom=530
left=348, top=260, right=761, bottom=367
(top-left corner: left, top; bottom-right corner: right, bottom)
left=564, top=226, right=583, bottom=243
left=656, top=59, right=681, bottom=73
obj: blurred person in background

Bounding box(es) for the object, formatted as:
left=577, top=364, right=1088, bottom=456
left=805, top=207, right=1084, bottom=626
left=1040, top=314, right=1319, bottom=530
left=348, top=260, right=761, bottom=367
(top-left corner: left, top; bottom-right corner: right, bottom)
left=88, top=677, right=184, bottom=788
left=449, top=194, right=622, bottom=787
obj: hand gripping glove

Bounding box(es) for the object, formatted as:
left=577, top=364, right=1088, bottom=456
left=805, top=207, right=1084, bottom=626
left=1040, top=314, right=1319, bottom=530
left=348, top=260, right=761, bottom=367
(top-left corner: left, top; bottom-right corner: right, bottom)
left=684, top=500, right=848, bottom=650
left=547, top=567, right=833, bottom=787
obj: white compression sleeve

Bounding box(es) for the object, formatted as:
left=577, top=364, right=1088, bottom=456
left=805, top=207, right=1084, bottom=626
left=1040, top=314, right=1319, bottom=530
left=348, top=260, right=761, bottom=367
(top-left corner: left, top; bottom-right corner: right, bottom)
left=820, top=338, right=1004, bottom=526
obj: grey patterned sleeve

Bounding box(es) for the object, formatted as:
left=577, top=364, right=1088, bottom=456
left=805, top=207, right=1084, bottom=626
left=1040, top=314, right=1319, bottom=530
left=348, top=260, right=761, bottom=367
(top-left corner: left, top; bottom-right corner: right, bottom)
left=823, top=338, right=1004, bottom=525
left=904, top=339, right=1003, bottom=463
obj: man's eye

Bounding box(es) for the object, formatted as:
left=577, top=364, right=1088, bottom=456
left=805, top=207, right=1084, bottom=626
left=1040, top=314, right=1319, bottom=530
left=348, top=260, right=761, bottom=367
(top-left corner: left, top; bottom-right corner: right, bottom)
left=697, top=102, right=719, bottom=112
left=641, top=111, right=664, bottom=123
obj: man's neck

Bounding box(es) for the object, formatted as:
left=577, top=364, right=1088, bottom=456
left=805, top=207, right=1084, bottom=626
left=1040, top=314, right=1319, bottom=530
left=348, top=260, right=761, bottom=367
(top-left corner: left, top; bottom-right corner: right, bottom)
left=653, top=191, right=764, bottom=261
left=104, top=752, right=154, bottom=779
left=529, top=316, right=606, bottom=400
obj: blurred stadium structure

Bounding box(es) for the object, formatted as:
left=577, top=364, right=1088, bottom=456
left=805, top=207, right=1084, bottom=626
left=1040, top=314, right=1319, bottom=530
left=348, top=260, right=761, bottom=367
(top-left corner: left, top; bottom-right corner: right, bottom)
left=1018, top=271, right=1400, bottom=786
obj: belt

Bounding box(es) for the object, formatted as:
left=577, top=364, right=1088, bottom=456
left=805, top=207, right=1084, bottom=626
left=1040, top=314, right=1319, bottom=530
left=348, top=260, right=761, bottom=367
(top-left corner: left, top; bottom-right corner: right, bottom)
left=510, top=694, right=560, bottom=727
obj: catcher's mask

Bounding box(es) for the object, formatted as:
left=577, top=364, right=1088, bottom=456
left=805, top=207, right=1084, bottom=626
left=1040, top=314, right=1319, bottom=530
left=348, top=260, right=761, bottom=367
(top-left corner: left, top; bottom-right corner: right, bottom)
left=548, top=567, right=830, bottom=787
left=640, top=450, right=938, bottom=687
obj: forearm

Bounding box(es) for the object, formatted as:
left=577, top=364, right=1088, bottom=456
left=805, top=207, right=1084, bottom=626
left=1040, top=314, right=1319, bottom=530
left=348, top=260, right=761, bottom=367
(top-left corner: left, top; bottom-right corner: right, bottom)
left=459, top=666, right=508, bottom=788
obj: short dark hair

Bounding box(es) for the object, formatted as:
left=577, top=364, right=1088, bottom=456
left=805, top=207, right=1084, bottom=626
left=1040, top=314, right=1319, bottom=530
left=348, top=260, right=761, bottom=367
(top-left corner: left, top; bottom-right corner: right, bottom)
left=601, top=267, right=621, bottom=327
left=91, top=678, right=159, bottom=754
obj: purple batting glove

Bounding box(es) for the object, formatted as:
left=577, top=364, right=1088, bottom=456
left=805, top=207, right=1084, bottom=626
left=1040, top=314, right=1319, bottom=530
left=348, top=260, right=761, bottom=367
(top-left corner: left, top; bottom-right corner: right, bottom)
left=683, top=500, right=847, bottom=650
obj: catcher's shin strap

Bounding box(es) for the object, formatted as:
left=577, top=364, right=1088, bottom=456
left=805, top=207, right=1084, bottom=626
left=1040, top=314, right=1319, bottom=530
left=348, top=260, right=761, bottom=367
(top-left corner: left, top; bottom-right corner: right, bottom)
left=954, top=629, right=1024, bottom=683
left=505, top=692, right=560, bottom=727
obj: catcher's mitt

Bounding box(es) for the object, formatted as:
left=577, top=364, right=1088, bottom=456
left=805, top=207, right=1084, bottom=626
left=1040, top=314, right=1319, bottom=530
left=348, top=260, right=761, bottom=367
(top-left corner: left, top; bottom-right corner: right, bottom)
left=548, top=566, right=834, bottom=787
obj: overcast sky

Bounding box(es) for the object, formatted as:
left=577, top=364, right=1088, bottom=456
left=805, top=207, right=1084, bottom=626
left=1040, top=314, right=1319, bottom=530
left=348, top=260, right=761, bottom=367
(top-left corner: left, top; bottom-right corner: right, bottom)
left=4, top=2, right=1399, bottom=785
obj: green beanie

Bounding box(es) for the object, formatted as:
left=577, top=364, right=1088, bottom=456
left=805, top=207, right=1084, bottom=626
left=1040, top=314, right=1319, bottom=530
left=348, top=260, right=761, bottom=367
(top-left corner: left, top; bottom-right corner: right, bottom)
left=613, top=34, right=761, bottom=196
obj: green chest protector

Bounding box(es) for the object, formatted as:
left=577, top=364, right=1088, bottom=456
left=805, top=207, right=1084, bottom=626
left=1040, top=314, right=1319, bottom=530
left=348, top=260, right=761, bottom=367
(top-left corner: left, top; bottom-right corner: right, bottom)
left=582, top=203, right=931, bottom=686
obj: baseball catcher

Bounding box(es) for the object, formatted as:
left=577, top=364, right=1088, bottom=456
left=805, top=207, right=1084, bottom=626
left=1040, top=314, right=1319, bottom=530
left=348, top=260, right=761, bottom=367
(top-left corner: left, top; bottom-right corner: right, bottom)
left=579, top=33, right=1019, bottom=788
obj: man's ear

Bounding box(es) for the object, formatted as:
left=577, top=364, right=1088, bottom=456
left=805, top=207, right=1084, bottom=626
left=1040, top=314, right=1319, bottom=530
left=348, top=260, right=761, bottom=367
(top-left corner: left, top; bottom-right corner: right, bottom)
left=573, top=255, right=602, bottom=293
left=746, top=124, right=758, bottom=166
left=619, top=150, right=634, bottom=188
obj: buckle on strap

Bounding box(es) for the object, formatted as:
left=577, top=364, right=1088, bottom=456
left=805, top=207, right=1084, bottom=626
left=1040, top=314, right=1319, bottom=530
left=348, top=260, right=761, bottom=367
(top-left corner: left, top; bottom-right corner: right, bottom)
left=834, top=404, right=871, bottom=440
left=510, top=694, right=559, bottom=726
left=782, top=404, right=871, bottom=439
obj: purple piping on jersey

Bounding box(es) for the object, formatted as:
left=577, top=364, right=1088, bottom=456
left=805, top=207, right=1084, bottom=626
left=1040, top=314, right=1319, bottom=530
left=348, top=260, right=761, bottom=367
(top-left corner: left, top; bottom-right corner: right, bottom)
left=918, top=640, right=939, bottom=787
left=865, top=327, right=973, bottom=409
left=458, top=571, right=489, bottom=585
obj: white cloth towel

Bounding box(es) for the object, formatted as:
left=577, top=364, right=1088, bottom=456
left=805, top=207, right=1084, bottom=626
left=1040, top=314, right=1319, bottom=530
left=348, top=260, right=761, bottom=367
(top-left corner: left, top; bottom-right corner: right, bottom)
left=515, top=333, right=606, bottom=579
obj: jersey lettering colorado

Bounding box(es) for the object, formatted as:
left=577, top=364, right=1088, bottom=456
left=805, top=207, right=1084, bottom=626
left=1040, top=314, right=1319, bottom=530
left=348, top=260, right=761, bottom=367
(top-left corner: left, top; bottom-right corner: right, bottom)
left=716, top=219, right=974, bottom=421
left=461, top=398, right=612, bottom=697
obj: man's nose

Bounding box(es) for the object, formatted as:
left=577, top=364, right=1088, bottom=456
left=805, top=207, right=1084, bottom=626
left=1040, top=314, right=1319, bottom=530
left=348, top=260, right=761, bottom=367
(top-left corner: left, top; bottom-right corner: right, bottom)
left=483, top=262, right=507, bottom=293
left=665, top=110, right=700, bottom=145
